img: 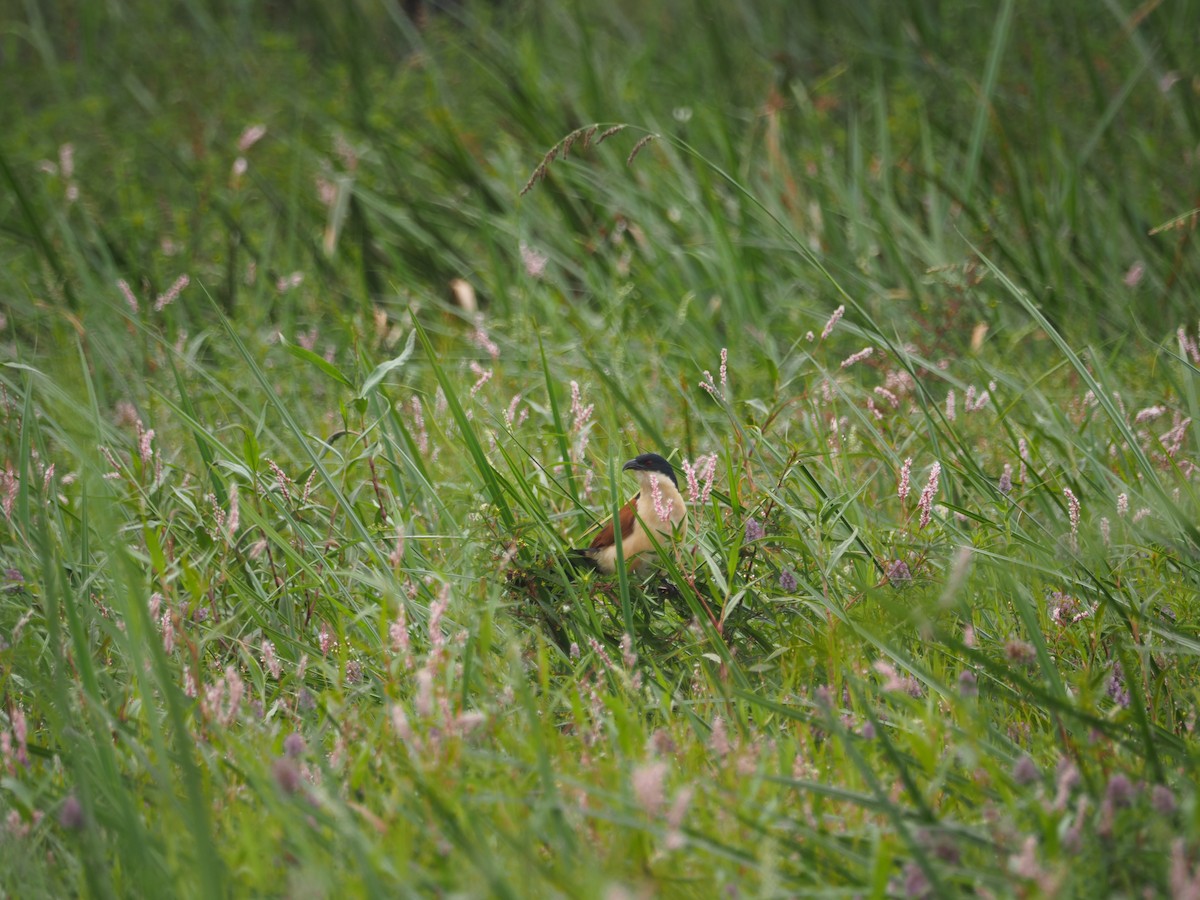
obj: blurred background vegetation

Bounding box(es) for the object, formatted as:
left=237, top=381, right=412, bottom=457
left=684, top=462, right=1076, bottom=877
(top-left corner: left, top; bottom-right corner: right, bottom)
left=4, top=0, right=1197, bottom=350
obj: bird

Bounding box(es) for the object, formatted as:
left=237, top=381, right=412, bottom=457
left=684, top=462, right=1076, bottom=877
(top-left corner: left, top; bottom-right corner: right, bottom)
left=571, top=453, right=687, bottom=574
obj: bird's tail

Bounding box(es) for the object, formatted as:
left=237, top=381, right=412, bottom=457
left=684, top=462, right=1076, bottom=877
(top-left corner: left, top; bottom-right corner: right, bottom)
left=567, top=549, right=599, bottom=574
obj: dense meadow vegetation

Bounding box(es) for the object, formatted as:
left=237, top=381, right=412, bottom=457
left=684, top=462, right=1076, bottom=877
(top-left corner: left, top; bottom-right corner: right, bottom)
left=2, top=0, right=1200, bottom=895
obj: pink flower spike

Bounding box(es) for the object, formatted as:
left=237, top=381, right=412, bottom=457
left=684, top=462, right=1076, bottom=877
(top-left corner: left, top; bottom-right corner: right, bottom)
left=12, top=708, right=28, bottom=767
left=519, top=242, right=548, bottom=278
left=226, top=483, right=239, bottom=537
left=681, top=458, right=700, bottom=503
left=136, top=421, right=155, bottom=468
left=569, top=381, right=594, bottom=432
left=632, top=760, right=668, bottom=817
left=468, top=362, right=492, bottom=397
left=410, top=397, right=428, bottom=454
left=700, top=350, right=729, bottom=399
left=154, top=274, right=190, bottom=312
left=504, top=392, right=525, bottom=428
left=471, top=316, right=500, bottom=359
left=699, top=454, right=717, bottom=504
left=237, top=124, right=267, bottom=153
left=840, top=346, right=873, bottom=368
left=820, top=305, right=845, bottom=340
left=59, top=144, right=75, bottom=179
left=262, top=639, right=281, bottom=679
left=897, top=457, right=913, bottom=503
left=117, top=279, right=139, bottom=313
left=1064, top=487, right=1080, bottom=536
left=276, top=272, right=304, bottom=293
left=917, top=462, right=941, bottom=529
left=649, top=475, right=674, bottom=523
left=874, top=386, right=899, bottom=409
left=681, top=454, right=717, bottom=505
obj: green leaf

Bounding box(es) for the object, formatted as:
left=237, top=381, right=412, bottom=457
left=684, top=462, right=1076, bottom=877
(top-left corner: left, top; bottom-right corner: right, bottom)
left=358, top=329, right=417, bottom=399
left=280, top=335, right=354, bottom=388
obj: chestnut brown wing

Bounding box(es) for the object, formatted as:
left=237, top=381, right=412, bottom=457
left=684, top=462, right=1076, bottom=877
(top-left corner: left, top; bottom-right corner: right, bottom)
left=589, top=495, right=638, bottom=550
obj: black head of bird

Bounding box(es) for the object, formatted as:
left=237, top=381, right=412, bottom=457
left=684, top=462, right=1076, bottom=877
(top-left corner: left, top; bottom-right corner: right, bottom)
left=622, top=452, right=679, bottom=486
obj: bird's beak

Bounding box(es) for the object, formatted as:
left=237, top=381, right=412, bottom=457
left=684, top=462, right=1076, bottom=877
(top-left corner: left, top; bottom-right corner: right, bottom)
left=622, top=459, right=640, bottom=472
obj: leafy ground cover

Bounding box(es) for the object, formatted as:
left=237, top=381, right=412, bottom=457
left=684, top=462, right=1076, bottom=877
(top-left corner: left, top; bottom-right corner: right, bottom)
left=2, top=1, right=1200, bottom=895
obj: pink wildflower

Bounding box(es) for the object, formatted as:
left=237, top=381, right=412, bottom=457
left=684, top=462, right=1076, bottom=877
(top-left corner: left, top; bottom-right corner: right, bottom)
left=520, top=242, right=548, bottom=278
left=897, top=457, right=913, bottom=503
left=918, top=462, right=941, bottom=529
left=569, top=381, right=593, bottom=432
left=160, top=611, right=175, bottom=654
left=1063, top=488, right=1080, bottom=537
left=58, top=144, right=75, bottom=179
left=12, top=709, right=28, bottom=768
left=388, top=533, right=405, bottom=568
left=820, top=305, right=845, bottom=340
left=840, top=346, right=873, bottom=368
left=2, top=464, right=18, bottom=519
left=632, top=760, right=668, bottom=817
left=999, top=463, right=1013, bottom=494
left=586, top=636, right=619, bottom=674
left=276, top=272, right=304, bottom=293
left=319, top=621, right=335, bottom=655
left=468, top=362, right=492, bottom=397
left=117, top=279, right=139, bottom=313
left=649, top=475, right=674, bottom=523
left=709, top=715, right=730, bottom=757
left=504, top=393, right=527, bottom=428
left=966, top=384, right=991, bottom=412
left=237, top=124, right=267, bottom=152
left=874, top=386, right=899, bottom=408
left=136, top=420, right=155, bottom=468
left=262, top=640, right=281, bottom=679
left=154, top=274, right=189, bottom=312
left=390, top=705, right=413, bottom=741
left=471, top=317, right=500, bottom=359
left=268, top=460, right=293, bottom=503
left=1178, top=328, right=1200, bottom=365
left=410, top=397, right=428, bottom=454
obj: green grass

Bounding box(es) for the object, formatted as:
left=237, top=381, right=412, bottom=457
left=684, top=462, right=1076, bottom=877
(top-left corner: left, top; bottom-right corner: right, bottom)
left=3, top=0, right=1200, bottom=895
